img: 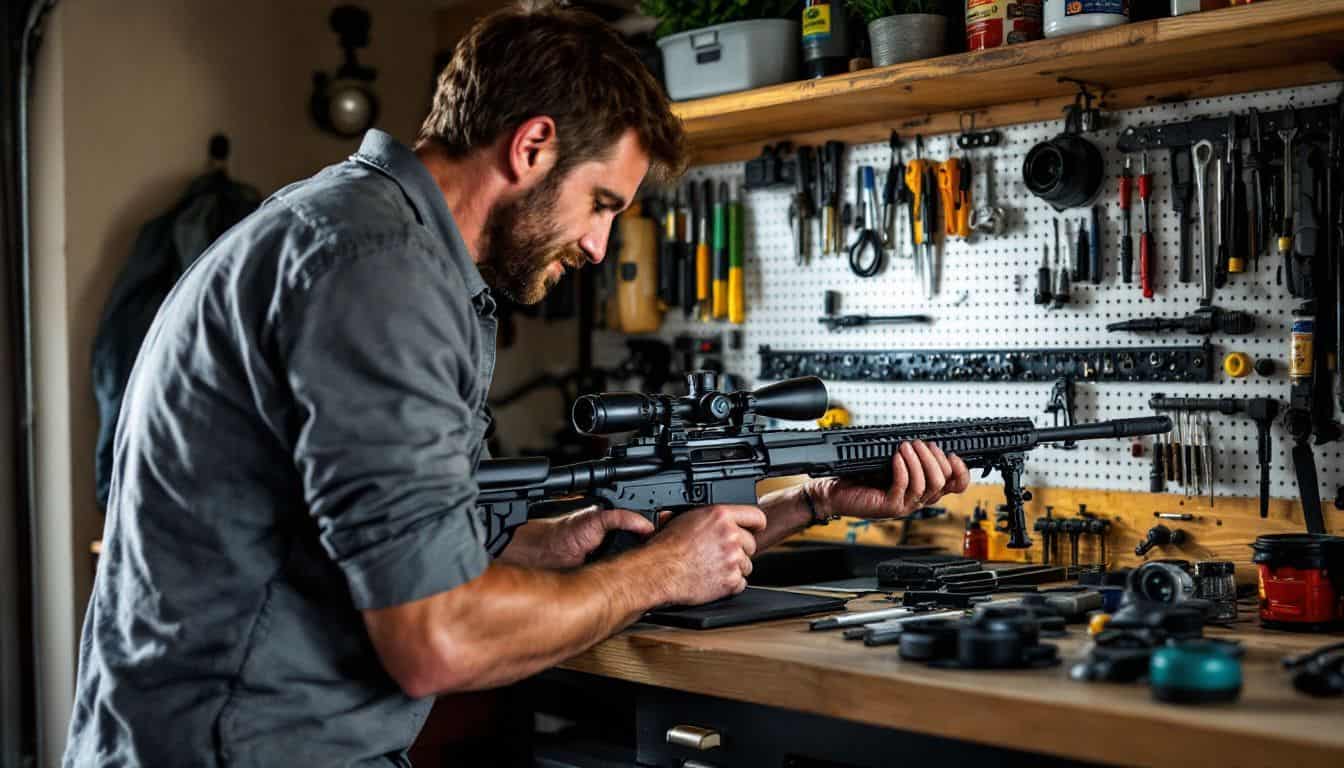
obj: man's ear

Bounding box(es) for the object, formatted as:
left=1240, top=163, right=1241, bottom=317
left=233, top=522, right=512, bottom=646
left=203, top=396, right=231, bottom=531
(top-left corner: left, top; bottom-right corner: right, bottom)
left=506, top=116, right=558, bottom=186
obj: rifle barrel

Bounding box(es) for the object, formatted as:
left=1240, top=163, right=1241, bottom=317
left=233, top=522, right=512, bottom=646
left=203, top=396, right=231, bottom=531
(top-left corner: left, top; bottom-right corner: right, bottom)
left=1036, top=416, right=1171, bottom=445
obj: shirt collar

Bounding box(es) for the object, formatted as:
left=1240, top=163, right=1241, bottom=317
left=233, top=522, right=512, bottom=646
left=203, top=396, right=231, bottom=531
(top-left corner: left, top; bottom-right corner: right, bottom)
left=350, top=129, right=490, bottom=303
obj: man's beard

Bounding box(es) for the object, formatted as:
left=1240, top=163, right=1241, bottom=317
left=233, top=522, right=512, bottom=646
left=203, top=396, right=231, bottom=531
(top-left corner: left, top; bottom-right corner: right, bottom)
left=477, top=173, right=584, bottom=305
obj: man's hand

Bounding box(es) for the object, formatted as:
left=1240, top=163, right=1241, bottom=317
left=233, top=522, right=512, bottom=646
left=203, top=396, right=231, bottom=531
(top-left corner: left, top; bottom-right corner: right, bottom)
left=639, top=504, right=767, bottom=606
left=498, top=506, right=654, bottom=570
left=811, top=440, right=971, bottom=520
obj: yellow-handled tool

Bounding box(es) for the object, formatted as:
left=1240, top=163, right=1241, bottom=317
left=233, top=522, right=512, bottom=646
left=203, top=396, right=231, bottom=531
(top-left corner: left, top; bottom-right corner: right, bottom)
left=694, top=182, right=710, bottom=320
left=937, top=157, right=971, bottom=239
left=905, top=159, right=930, bottom=245
left=727, top=181, right=745, bottom=324
left=712, top=181, right=728, bottom=320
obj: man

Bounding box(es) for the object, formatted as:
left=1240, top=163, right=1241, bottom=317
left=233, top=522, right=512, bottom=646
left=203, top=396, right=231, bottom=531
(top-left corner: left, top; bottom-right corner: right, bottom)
left=66, top=3, right=970, bottom=766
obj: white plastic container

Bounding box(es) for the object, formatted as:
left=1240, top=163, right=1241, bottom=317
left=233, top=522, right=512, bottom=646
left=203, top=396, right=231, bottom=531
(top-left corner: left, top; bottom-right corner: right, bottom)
left=1043, top=0, right=1129, bottom=39
left=658, top=19, right=799, bottom=101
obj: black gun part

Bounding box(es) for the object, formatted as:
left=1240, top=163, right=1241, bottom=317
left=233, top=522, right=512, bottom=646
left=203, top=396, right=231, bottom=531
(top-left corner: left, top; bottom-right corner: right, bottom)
left=475, top=375, right=1171, bottom=558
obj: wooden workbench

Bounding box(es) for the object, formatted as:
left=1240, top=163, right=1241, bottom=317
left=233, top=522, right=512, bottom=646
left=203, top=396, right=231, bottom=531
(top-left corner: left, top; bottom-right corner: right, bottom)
left=560, top=593, right=1344, bottom=768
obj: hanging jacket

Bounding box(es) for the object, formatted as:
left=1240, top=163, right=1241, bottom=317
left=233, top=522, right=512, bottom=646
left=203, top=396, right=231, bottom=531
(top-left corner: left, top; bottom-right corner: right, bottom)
left=92, top=170, right=260, bottom=507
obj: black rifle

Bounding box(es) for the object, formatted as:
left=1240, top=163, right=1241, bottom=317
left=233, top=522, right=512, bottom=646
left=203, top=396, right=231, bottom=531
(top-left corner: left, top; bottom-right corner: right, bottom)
left=475, top=374, right=1171, bottom=557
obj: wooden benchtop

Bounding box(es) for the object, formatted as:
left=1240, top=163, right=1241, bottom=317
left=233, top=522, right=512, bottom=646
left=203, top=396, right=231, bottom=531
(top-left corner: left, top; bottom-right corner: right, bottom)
left=560, top=593, right=1344, bottom=768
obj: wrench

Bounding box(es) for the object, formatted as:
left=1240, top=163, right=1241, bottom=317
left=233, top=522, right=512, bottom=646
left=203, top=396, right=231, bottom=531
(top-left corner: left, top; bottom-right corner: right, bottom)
left=1193, top=140, right=1215, bottom=305
left=970, top=155, right=1007, bottom=236
left=1214, top=147, right=1227, bottom=289
left=1278, top=117, right=1298, bottom=261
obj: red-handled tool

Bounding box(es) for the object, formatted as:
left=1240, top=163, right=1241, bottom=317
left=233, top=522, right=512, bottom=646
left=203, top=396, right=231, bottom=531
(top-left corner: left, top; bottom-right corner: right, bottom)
left=1138, top=151, right=1154, bottom=299
left=1119, top=156, right=1133, bottom=284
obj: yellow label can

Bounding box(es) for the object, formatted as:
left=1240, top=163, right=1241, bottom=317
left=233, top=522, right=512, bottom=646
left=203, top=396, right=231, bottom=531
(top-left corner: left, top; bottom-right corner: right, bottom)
left=802, top=4, right=832, bottom=40
left=1290, top=317, right=1314, bottom=381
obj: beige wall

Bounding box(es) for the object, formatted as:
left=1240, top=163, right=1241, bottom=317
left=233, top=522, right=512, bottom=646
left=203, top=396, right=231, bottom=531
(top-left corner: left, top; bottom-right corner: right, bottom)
left=29, top=7, right=74, bottom=764
left=30, top=1, right=439, bottom=764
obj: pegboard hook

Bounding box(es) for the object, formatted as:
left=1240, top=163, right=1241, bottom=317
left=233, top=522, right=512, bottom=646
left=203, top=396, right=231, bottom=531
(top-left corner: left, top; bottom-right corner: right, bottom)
left=1059, top=77, right=1106, bottom=134
left=960, top=111, right=976, bottom=135
left=958, top=111, right=1002, bottom=150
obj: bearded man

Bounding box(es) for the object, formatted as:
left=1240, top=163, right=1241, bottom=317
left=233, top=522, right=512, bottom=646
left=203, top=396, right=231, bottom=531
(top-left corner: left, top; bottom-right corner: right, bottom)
left=65, top=4, right=969, bottom=766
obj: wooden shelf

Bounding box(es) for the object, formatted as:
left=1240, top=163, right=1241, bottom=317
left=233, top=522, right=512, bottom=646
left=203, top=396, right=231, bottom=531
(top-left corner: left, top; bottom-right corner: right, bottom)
left=674, top=1, right=1344, bottom=163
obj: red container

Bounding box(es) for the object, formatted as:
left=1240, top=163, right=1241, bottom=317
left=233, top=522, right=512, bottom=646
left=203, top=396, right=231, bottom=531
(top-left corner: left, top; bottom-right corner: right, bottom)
left=1251, top=534, right=1344, bottom=631
left=966, top=0, right=1043, bottom=52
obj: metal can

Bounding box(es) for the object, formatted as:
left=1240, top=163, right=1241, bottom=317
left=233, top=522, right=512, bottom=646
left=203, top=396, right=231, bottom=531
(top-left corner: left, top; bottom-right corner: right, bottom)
left=1290, top=314, right=1314, bottom=381
left=967, top=0, right=1044, bottom=51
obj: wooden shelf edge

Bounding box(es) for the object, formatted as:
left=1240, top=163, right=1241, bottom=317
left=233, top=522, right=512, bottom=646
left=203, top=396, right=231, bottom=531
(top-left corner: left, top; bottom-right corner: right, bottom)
left=671, top=0, right=1344, bottom=156
left=690, top=62, right=1343, bottom=165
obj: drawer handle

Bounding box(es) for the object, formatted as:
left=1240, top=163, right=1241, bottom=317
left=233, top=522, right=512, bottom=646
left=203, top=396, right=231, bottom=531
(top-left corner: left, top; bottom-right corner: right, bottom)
left=666, top=724, right=721, bottom=751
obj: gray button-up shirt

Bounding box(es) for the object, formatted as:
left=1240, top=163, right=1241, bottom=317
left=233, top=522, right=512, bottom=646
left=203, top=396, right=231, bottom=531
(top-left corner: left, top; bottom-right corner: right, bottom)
left=66, top=130, right=498, bottom=767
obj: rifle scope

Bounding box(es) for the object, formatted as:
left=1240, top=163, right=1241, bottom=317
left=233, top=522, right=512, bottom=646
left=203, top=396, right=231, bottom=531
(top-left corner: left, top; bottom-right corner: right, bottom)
left=572, top=374, right=829, bottom=435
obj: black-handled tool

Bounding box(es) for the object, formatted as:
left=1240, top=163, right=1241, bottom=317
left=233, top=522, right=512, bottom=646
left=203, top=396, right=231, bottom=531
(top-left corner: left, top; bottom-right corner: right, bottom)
left=1089, top=205, right=1102, bottom=284
left=1169, top=146, right=1194, bottom=283
left=1106, top=307, right=1254, bottom=335
left=819, top=314, right=932, bottom=331
left=1246, top=398, right=1279, bottom=519
left=1228, top=115, right=1249, bottom=275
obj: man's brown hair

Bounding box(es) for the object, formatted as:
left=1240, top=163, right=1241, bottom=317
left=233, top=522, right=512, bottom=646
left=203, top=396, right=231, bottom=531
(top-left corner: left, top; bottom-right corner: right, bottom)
left=418, top=1, right=687, bottom=182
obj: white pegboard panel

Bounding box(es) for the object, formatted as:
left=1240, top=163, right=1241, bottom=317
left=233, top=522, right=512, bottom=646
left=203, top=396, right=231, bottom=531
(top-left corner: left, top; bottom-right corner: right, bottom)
left=594, top=81, right=1344, bottom=503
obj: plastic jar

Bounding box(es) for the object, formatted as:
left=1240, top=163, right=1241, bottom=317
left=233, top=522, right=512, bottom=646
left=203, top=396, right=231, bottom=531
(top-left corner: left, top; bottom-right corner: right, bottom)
left=1043, top=0, right=1129, bottom=39
left=967, top=0, right=1044, bottom=51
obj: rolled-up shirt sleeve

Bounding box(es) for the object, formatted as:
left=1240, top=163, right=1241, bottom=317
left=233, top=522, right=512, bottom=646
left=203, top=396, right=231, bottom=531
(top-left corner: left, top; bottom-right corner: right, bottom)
left=279, top=244, right=489, bottom=610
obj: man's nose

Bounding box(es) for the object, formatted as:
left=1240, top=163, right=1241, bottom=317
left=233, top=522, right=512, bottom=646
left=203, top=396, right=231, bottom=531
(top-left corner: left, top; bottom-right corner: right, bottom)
left=580, top=226, right=610, bottom=265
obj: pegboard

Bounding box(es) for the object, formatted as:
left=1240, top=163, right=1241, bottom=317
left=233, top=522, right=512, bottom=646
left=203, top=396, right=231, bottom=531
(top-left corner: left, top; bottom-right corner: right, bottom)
left=594, top=81, right=1344, bottom=504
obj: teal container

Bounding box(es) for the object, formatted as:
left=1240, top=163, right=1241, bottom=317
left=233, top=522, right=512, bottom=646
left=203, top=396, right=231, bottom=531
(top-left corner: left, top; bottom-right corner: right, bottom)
left=1150, top=641, right=1243, bottom=704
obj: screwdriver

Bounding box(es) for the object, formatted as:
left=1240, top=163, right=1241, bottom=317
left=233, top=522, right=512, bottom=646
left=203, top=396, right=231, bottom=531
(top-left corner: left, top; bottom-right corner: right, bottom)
left=1089, top=205, right=1102, bottom=284
left=1034, top=242, right=1053, bottom=306
left=693, top=182, right=709, bottom=320
left=1202, top=413, right=1215, bottom=507
left=825, top=141, right=846, bottom=255
left=818, top=313, right=933, bottom=331
left=881, top=132, right=902, bottom=250
left=906, top=143, right=935, bottom=296
left=1051, top=219, right=1071, bottom=309
left=1171, top=411, right=1183, bottom=487
left=922, top=163, right=939, bottom=297
left=1227, top=115, right=1247, bottom=275
left=1139, top=150, right=1155, bottom=299
left=1214, top=140, right=1228, bottom=290
left=1150, top=426, right=1166, bottom=493
left=727, top=181, right=745, bottom=324
left=817, top=147, right=827, bottom=258
left=958, top=156, right=973, bottom=238
left=712, top=180, right=728, bottom=320
left=1119, top=156, right=1134, bottom=283
left=1277, top=111, right=1297, bottom=264
left=1075, top=217, right=1089, bottom=283
left=660, top=188, right=680, bottom=312
left=679, top=182, right=695, bottom=319
left=1246, top=109, right=1266, bottom=268
left=796, top=145, right=817, bottom=264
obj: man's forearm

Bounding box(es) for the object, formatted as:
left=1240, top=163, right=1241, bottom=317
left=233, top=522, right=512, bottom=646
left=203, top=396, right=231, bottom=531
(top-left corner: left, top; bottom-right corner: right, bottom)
left=755, top=482, right=821, bottom=552
left=366, top=550, right=665, bottom=696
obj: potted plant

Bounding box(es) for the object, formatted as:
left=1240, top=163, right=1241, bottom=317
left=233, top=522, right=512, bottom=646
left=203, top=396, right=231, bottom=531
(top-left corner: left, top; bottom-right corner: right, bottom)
left=851, top=0, right=948, bottom=67
left=640, top=1, right=800, bottom=100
